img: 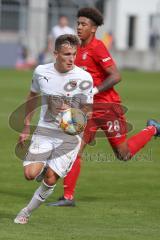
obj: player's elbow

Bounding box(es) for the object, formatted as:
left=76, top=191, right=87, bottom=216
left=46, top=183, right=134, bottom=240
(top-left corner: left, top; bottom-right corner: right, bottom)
left=115, top=72, right=121, bottom=84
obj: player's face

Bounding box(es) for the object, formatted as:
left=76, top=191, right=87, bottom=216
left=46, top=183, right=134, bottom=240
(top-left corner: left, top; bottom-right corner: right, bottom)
left=59, top=16, right=69, bottom=27
left=77, top=17, right=97, bottom=41
left=54, top=44, right=77, bottom=73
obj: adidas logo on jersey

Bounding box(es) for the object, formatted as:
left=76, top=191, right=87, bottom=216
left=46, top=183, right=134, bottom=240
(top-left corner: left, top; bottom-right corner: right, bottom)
left=102, top=57, right=111, bottom=62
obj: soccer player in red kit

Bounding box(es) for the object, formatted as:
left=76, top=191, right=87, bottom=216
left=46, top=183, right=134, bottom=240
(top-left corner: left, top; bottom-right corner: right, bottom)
left=48, top=8, right=160, bottom=207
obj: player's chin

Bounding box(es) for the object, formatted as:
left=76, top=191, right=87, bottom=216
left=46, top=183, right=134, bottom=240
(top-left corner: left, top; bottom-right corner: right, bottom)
left=78, top=33, right=84, bottom=40
left=66, top=65, right=73, bottom=71
left=78, top=36, right=83, bottom=41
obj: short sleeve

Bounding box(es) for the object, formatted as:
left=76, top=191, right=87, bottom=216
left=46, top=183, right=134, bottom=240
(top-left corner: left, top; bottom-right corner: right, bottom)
left=30, top=67, right=40, bottom=93
left=93, top=41, right=115, bottom=69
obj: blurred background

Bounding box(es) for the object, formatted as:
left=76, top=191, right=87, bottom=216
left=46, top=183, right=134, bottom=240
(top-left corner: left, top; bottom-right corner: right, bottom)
left=0, top=0, right=160, bottom=70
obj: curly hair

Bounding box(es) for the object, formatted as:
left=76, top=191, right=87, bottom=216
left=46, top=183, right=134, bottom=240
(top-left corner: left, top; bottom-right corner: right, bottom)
left=55, top=34, right=79, bottom=50
left=77, top=7, right=104, bottom=26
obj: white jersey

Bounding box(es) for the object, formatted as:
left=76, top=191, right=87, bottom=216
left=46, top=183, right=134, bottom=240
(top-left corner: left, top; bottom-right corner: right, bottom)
left=31, top=63, right=93, bottom=130
left=51, top=25, right=75, bottom=40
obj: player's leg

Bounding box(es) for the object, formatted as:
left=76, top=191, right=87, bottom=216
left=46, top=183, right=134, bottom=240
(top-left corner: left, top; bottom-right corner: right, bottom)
left=108, top=122, right=158, bottom=161
left=14, top=134, right=54, bottom=224
left=49, top=119, right=97, bottom=206
left=63, top=154, right=81, bottom=201
left=14, top=162, right=48, bottom=224
left=14, top=167, right=58, bottom=224
left=23, top=133, right=53, bottom=180
left=47, top=131, right=86, bottom=206
left=52, top=154, right=82, bottom=207
left=101, top=101, right=159, bottom=160
left=24, top=162, right=45, bottom=180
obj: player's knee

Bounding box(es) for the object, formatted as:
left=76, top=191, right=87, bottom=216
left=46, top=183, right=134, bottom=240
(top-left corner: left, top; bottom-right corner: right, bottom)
left=24, top=174, right=35, bottom=181
left=45, top=177, right=56, bottom=186
left=115, top=151, right=131, bottom=161
left=24, top=170, right=37, bottom=181
left=44, top=169, right=59, bottom=186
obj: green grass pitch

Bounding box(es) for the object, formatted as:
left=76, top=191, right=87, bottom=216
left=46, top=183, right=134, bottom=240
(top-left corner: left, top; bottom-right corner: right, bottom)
left=0, top=69, right=160, bottom=240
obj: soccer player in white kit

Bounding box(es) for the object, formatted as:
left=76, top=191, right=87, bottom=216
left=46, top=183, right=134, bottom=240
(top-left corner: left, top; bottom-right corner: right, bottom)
left=14, top=34, right=93, bottom=224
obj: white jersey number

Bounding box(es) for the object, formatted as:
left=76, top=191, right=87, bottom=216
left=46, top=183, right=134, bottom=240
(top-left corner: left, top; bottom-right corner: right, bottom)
left=106, top=120, right=120, bottom=132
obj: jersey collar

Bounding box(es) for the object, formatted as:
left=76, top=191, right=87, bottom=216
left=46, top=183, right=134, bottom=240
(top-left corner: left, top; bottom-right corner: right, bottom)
left=80, top=37, right=96, bottom=49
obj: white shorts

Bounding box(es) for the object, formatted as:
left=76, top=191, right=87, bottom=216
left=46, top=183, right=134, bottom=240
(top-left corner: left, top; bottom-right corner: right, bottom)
left=23, top=128, right=81, bottom=178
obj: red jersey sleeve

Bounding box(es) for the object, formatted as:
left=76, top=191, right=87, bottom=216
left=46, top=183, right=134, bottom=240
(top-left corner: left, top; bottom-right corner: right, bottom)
left=92, top=41, right=115, bottom=69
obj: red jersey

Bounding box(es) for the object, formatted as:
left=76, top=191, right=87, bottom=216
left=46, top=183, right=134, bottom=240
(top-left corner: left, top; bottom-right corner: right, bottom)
left=75, top=37, right=121, bottom=103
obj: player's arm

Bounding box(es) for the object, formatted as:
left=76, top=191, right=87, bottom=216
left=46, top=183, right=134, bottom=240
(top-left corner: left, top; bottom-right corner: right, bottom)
left=18, top=91, right=39, bottom=146
left=92, top=42, right=121, bottom=95
left=94, top=64, right=121, bottom=94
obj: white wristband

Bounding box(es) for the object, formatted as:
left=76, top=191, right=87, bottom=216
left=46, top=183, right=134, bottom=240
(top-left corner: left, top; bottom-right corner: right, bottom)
left=92, top=87, right=99, bottom=95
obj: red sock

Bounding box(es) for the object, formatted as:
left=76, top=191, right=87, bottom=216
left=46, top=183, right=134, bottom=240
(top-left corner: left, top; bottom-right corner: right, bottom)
left=63, top=156, right=81, bottom=200
left=127, top=126, right=156, bottom=156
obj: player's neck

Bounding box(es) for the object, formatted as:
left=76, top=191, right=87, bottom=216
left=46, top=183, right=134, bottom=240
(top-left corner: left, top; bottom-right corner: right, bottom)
left=54, top=63, right=74, bottom=73
left=81, top=35, right=95, bottom=47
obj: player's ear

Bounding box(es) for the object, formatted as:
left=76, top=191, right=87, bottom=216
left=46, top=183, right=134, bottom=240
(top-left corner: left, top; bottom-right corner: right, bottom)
left=91, top=25, right=97, bottom=34
left=54, top=50, right=58, bottom=58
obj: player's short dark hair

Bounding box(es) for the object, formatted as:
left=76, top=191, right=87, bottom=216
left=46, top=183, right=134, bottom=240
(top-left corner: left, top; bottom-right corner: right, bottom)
left=77, top=7, right=103, bottom=26
left=55, top=34, right=79, bottom=51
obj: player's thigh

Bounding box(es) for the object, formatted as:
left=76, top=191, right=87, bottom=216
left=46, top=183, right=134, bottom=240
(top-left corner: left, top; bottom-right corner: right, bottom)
left=24, top=134, right=53, bottom=164
left=24, top=162, right=45, bottom=178
left=100, top=104, right=131, bottom=157
left=48, top=133, right=81, bottom=178
left=101, top=105, right=127, bottom=140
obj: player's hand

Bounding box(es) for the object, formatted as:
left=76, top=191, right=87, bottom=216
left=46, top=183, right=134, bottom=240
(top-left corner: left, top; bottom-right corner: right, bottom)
left=18, top=125, right=30, bottom=147
left=92, top=87, right=99, bottom=95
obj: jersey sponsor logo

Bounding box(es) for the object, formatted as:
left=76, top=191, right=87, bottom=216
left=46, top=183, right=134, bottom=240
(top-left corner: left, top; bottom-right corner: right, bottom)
left=102, top=57, right=111, bottom=62
left=82, top=52, right=88, bottom=60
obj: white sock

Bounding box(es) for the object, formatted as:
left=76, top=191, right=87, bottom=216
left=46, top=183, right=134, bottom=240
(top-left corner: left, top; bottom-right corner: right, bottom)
left=26, top=180, right=56, bottom=214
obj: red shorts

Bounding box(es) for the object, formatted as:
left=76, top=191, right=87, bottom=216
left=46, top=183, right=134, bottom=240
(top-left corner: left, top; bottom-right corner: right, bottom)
left=83, top=101, right=127, bottom=147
